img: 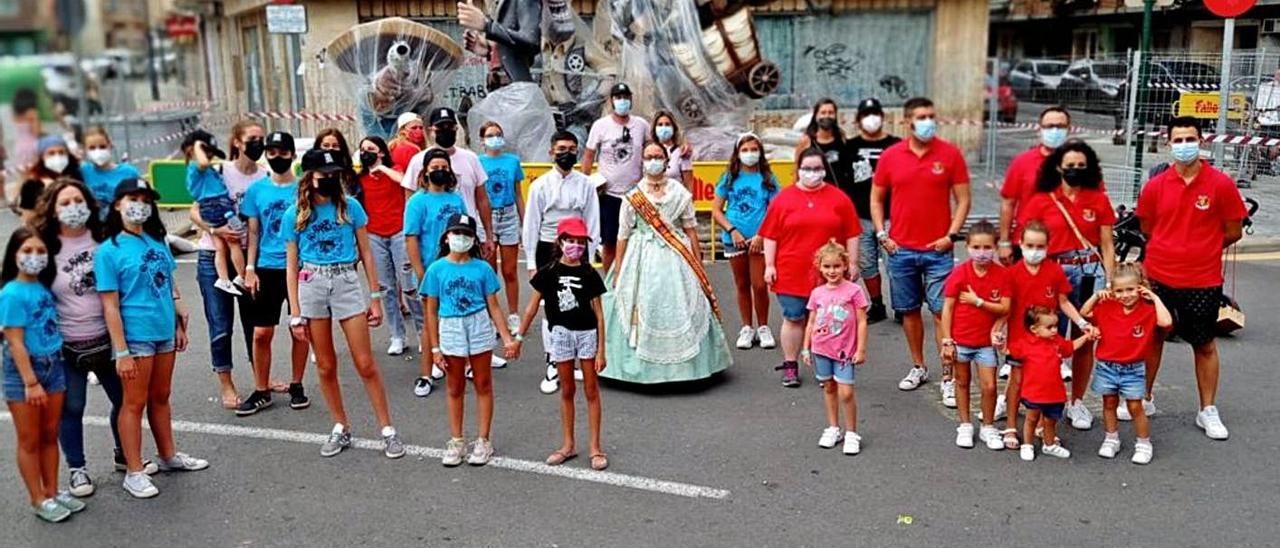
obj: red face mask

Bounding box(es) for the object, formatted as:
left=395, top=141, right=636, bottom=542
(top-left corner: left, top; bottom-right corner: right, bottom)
left=407, top=128, right=426, bottom=145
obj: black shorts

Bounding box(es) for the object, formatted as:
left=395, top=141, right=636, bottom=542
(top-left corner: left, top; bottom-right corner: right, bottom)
left=535, top=241, right=557, bottom=272
left=247, top=268, right=289, bottom=328
left=1151, top=281, right=1221, bottom=347
left=1020, top=399, right=1064, bottom=420
left=598, top=192, right=623, bottom=246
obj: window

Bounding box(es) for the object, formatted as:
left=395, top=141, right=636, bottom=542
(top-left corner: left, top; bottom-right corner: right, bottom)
left=241, top=25, right=264, bottom=112
left=0, top=0, right=17, bottom=16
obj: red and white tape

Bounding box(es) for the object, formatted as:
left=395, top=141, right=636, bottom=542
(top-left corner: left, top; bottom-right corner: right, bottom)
left=139, top=100, right=218, bottom=113
left=247, top=111, right=359, bottom=122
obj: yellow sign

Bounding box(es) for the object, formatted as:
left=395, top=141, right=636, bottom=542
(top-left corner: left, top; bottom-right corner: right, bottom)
left=521, top=161, right=797, bottom=212
left=1174, top=92, right=1247, bottom=120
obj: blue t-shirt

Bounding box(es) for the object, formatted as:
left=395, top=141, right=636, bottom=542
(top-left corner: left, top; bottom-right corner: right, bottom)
left=714, top=171, right=779, bottom=246
left=94, top=233, right=177, bottom=343
left=422, top=257, right=500, bottom=318
left=403, top=190, right=467, bottom=262
left=186, top=162, right=228, bottom=202
left=478, top=153, right=524, bottom=209
left=81, top=163, right=141, bottom=209
left=241, top=178, right=298, bottom=270
left=0, top=280, right=63, bottom=356
left=280, top=197, right=369, bottom=265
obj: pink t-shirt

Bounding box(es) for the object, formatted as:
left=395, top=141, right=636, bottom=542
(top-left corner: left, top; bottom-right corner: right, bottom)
left=806, top=280, right=869, bottom=360
left=586, top=115, right=650, bottom=196
left=52, top=231, right=106, bottom=342
left=198, top=163, right=265, bottom=251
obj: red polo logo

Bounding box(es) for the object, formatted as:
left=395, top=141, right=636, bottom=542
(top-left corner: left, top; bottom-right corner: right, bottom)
left=1195, top=195, right=1211, bottom=211
left=1044, top=286, right=1055, bottom=298
left=1082, top=209, right=1097, bottom=222
left=931, top=162, right=944, bottom=175
left=989, top=288, right=1001, bottom=300
left=1132, top=325, right=1145, bottom=338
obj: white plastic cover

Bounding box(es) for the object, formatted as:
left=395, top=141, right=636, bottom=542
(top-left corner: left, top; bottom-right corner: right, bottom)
left=467, top=82, right=557, bottom=162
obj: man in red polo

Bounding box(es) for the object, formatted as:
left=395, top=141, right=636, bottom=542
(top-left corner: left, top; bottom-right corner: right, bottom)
left=871, top=97, right=971, bottom=407
left=1137, top=116, right=1246, bottom=441
left=998, top=106, right=1071, bottom=263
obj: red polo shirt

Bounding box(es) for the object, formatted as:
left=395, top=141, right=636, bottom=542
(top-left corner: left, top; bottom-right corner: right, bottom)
left=943, top=260, right=1013, bottom=347
left=1136, top=163, right=1247, bottom=288
left=1018, top=189, right=1116, bottom=256
left=873, top=138, right=969, bottom=250
left=1001, top=147, right=1049, bottom=213
left=758, top=184, right=861, bottom=298
left=1014, top=335, right=1073, bottom=404
left=1007, top=260, right=1072, bottom=349
left=1091, top=299, right=1157, bottom=364
left=360, top=170, right=406, bottom=238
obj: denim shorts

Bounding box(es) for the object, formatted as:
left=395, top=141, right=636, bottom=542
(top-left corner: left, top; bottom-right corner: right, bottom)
left=1057, top=251, right=1102, bottom=336
left=1020, top=399, right=1064, bottom=420
left=299, top=263, right=369, bottom=321
left=126, top=339, right=176, bottom=358
left=887, top=247, right=952, bottom=314
left=1091, top=359, right=1146, bottom=400
left=439, top=310, right=497, bottom=357
left=955, top=344, right=998, bottom=367
left=3, top=351, right=67, bottom=402
left=857, top=218, right=882, bottom=280
left=548, top=326, right=598, bottom=363
left=776, top=293, right=809, bottom=322
left=813, top=354, right=855, bottom=385
left=198, top=195, right=236, bottom=229
left=491, top=205, right=521, bottom=246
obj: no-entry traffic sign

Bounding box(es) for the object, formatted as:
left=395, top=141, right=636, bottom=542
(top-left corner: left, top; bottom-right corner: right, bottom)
left=1205, top=0, right=1256, bottom=18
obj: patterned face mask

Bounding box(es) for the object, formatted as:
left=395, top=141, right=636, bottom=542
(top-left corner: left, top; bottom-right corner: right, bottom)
left=122, top=201, right=152, bottom=225
left=17, top=253, right=47, bottom=275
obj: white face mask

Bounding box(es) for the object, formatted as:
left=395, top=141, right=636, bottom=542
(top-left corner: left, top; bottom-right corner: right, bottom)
left=447, top=233, right=475, bottom=254
left=87, top=148, right=113, bottom=167
left=860, top=115, right=883, bottom=133
left=122, top=201, right=152, bottom=225
left=58, top=202, right=91, bottom=229
left=44, top=154, right=70, bottom=174
left=1021, top=247, right=1047, bottom=265
left=16, top=253, right=47, bottom=276
left=643, top=158, right=666, bottom=176
left=798, top=168, right=825, bottom=188
left=739, top=151, right=760, bottom=167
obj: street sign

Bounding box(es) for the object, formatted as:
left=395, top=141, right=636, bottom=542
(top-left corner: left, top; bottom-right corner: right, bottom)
left=266, top=4, right=307, bottom=34
left=1174, top=92, right=1247, bottom=120
left=1204, top=0, right=1256, bottom=17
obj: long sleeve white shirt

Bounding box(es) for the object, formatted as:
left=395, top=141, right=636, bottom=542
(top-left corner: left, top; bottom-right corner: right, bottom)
left=521, top=168, right=601, bottom=265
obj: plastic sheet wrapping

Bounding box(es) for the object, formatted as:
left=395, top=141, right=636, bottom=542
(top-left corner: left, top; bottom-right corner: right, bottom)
left=467, top=82, right=557, bottom=162
left=324, top=17, right=464, bottom=139
left=540, top=0, right=618, bottom=144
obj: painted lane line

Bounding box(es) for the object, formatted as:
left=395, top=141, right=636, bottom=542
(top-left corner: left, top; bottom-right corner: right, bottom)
left=0, top=413, right=730, bottom=500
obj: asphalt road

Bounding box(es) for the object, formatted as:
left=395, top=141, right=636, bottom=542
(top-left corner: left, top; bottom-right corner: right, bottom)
left=1, top=233, right=1278, bottom=546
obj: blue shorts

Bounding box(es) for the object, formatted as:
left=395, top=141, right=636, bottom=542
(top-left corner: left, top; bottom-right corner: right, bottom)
left=3, top=351, right=67, bottom=402
left=1057, top=252, right=1102, bottom=336
left=491, top=204, right=521, bottom=247
left=1020, top=399, right=1064, bottom=420
left=776, top=293, right=809, bottom=322
left=813, top=354, right=855, bottom=385
left=1091, top=359, right=1146, bottom=400
left=439, top=310, right=497, bottom=357
left=198, top=195, right=236, bottom=228
left=955, top=344, right=998, bottom=367
left=887, top=247, right=952, bottom=314
left=127, top=339, right=176, bottom=358
left=857, top=218, right=881, bottom=280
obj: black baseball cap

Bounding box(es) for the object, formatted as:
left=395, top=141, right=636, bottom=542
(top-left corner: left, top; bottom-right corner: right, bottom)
left=429, top=107, right=458, bottom=126
left=182, top=129, right=226, bottom=159
left=300, top=148, right=345, bottom=174
left=264, top=131, right=294, bottom=151
left=610, top=82, right=632, bottom=97
left=445, top=213, right=477, bottom=237
left=114, top=177, right=160, bottom=201
left=856, top=98, right=884, bottom=117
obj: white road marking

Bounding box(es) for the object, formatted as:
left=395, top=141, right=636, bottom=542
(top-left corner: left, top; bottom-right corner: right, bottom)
left=0, top=412, right=729, bottom=500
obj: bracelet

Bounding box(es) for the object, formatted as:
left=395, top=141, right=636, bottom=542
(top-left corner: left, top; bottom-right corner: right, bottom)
left=800, top=349, right=811, bottom=358
left=1076, top=318, right=1091, bottom=330
left=245, top=265, right=256, bottom=271
left=727, top=226, right=738, bottom=234
left=941, top=338, right=955, bottom=346
left=114, top=349, right=130, bottom=359
left=430, top=347, right=442, bottom=353
left=369, top=291, right=384, bottom=299
left=876, top=230, right=889, bottom=241
left=998, top=240, right=1012, bottom=249
left=514, top=333, right=524, bottom=342
left=973, top=297, right=985, bottom=308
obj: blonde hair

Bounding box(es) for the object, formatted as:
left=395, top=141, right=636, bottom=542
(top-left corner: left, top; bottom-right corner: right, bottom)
left=1110, top=261, right=1148, bottom=288
left=813, top=239, right=850, bottom=270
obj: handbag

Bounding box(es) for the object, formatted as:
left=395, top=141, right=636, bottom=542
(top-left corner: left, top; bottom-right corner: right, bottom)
left=1217, top=246, right=1246, bottom=334
left=61, top=335, right=113, bottom=374
left=1049, top=192, right=1105, bottom=281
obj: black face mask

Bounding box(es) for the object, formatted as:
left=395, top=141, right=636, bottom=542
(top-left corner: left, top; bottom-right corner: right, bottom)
left=267, top=156, right=293, bottom=175
left=1063, top=167, right=1091, bottom=187
left=244, top=139, right=265, bottom=161
left=359, top=151, right=379, bottom=169
left=434, top=128, right=457, bottom=148
left=554, top=151, right=577, bottom=171
left=315, top=176, right=343, bottom=197
left=817, top=117, right=838, bottom=130
left=428, top=169, right=455, bottom=186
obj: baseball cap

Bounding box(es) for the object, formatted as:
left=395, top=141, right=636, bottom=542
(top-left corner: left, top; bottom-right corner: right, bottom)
left=181, top=129, right=226, bottom=159
left=445, top=213, right=477, bottom=236
left=610, top=82, right=632, bottom=97
left=264, top=131, right=295, bottom=151
left=429, top=107, right=458, bottom=126
left=113, top=177, right=160, bottom=201
left=556, top=217, right=590, bottom=240
left=396, top=112, right=423, bottom=130
left=300, top=148, right=345, bottom=174
left=856, top=98, right=884, bottom=117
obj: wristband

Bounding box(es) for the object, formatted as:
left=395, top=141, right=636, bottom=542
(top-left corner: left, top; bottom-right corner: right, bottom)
left=973, top=297, right=985, bottom=308
left=369, top=291, right=384, bottom=299
left=876, top=230, right=889, bottom=241
left=114, top=349, right=130, bottom=359
left=246, top=265, right=256, bottom=271
left=727, top=226, right=738, bottom=234
left=1076, top=318, right=1091, bottom=330
left=430, top=347, right=442, bottom=353
left=514, top=333, right=524, bottom=342
left=800, top=349, right=811, bottom=358
left=998, top=240, right=1012, bottom=249
left=289, top=316, right=306, bottom=327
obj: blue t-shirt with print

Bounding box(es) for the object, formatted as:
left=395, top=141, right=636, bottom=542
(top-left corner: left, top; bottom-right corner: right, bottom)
left=0, top=280, right=63, bottom=356
left=81, top=163, right=141, bottom=210
left=422, top=257, right=500, bottom=318
left=403, top=190, right=467, bottom=262
left=714, top=171, right=779, bottom=246
left=240, top=178, right=298, bottom=270
left=478, top=153, right=524, bottom=209
left=94, top=233, right=177, bottom=343
left=186, top=162, right=229, bottom=202
left=280, top=197, right=369, bottom=265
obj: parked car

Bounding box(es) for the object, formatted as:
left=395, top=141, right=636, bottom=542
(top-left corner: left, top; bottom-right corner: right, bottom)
left=1009, top=59, right=1070, bottom=101
left=984, top=75, right=1017, bottom=123
left=37, top=54, right=102, bottom=117
left=1056, top=58, right=1129, bottom=113
left=102, top=48, right=147, bottom=78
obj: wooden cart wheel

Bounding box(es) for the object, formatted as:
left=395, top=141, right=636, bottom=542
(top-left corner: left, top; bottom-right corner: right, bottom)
left=747, top=61, right=781, bottom=99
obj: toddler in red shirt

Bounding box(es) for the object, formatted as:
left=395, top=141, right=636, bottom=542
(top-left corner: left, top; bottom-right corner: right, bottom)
left=940, top=222, right=1011, bottom=450
left=1080, top=262, right=1172, bottom=465
left=1013, top=306, right=1093, bottom=462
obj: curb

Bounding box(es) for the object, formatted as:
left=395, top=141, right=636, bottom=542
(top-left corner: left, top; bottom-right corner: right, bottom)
left=1235, top=235, right=1280, bottom=254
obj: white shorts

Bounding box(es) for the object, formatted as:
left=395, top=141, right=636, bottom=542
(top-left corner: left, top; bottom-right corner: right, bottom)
left=491, top=204, right=521, bottom=246
left=299, top=263, right=368, bottom=320
left=547, top=326, right=598, bottom=363
left=439, top=311, right=497, bottom=357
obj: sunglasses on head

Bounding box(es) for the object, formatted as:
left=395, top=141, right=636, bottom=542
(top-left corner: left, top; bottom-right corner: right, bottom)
left=620, top=127, right=631, bottom=144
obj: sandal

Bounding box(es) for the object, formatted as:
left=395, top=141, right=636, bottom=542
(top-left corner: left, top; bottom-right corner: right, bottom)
left=590, top=453, right=609, bottom=471
left=1001, top=429, right=1019, bottom=450
left=544, top=450, right=578, bottom=466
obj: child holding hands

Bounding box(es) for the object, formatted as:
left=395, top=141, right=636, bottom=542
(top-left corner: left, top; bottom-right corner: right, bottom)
left=1013, top=306, right=1095, bottom=461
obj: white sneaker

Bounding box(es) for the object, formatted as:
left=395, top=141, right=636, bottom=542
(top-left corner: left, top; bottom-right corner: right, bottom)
left=955, top=423, right=975, bottom=448
left=430, top=363, right=446, bottom=381
left=1196, top=406, right=1230, bottom=440
left=88, top=372, right=100, bottom=386
left=1041, top=443, right=1071, bottom=459
left=842, top=431, right=862, bottom=455
left=1020, top=444, right=1035, bottom=461
left=309, top=352, right=317, bottom=364
left=1143, top=397, right=1161, bottom=417
left=1131, top=440, right=1153, bottom=465
left=1059, top=359, right=1072, bottom=381
left=1098, top=436, right=1121, bottom=459
left=155, top=452, right=209, bottom=472
left=68, top=467, right=94, bottom=497
left=941, top=380, right=957, bottom=408
left=491, top=355, right=507, bottom=369
left=539, top=364, right=560, bottom=394
left=122, top=472, right=158, bottom=498
left=998, top=363, right=1011, bottom=380
left=979, top=426, right=1004, bottom=450
left=442, top=438, right=466, bottom=467
left=465, top=366, right=474, bottom=380
left=818, top=426, right=843, bottom=449
left=213, top=278, right=243, bottom=296
left=573, top=367, right=583, bottom=381
left=735, top=326, right=754, bottom=349
left=1116, top=401, right=1133, bottom=421
left=467, top=438, right=494, bottom=466
left=756, top=325, right=777, bottom=349
left=898, top=367, right=928, bottom=391
left=507, top=314, right=520, bottom=336
left=413, top=377, right=432, bottom=397
left=993, top=395, right=1008, bottom=422
left=387, top=337, right=406, bottom=356
left=1066, top=399, right=1093, bottom=430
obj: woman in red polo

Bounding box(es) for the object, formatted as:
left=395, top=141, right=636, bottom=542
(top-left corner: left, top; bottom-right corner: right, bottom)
left=1018, top=139, right=1115, bottom=431
left=760, top=148, right=861, bottom=388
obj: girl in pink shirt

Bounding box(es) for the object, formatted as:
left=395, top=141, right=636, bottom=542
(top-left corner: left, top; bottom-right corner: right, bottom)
left=801, top=241, right=869, bottom=455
